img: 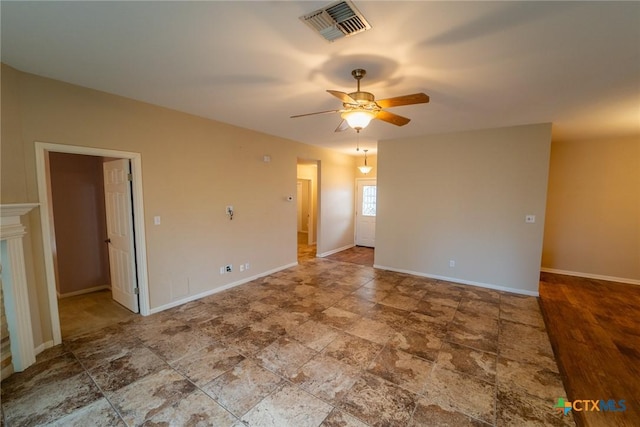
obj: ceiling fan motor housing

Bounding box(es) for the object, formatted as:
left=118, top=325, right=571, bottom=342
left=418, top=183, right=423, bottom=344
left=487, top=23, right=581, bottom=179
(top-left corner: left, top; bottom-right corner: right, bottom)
left=348, top=91, right=374, bottom=103
left=347, top=69, right=379, bottom=110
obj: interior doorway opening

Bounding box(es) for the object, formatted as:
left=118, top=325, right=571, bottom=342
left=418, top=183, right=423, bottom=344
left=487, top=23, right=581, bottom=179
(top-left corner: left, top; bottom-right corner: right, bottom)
left=47, top=153, right=141, bottom=338
left=297, top=179, right=311, bottom=240
left=296, top=159, right=319, bottom=262
left=35, top=142, right=149, bottom=346
left=47, top=153, right=136, bottom=338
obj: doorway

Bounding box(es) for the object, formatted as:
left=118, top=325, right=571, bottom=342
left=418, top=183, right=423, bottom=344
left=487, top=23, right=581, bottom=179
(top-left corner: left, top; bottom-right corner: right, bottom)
left=297, top=179, right=311, bottom=241
left=35, top=142, right=150, bottom=346
left=296, top=159, right=319, bottom=262
left=48, top=153, right=140, bottom=337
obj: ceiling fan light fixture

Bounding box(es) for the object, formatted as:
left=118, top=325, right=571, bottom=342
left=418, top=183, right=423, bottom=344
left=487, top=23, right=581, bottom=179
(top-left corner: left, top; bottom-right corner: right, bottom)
left=358, top=149, right=373, bottom=174
left=342, top=110, right=375, bottom=131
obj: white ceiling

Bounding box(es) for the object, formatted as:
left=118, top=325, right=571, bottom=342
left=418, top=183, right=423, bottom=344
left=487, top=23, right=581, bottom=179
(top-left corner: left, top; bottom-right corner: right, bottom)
left=2, top=1, right=639, bottom=155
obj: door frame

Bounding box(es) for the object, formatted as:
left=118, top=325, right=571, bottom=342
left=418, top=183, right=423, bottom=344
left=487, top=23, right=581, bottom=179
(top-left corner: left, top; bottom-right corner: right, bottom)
left=355, top=178, right=377, bottom=247
left=296, top=159, right=320, bottom=250
left=297, top=179, right=313, bottom=243
left=35, top=142, right=150, bottom=346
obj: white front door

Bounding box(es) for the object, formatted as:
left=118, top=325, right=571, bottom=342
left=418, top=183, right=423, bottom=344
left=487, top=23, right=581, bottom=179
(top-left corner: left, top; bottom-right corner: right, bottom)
left=103, top=159, right=139, bottom=313
left=355, top=179, right=377, bottom=247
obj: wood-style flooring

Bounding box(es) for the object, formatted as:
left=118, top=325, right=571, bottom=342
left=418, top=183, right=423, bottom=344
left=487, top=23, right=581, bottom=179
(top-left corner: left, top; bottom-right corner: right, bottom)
left=539, top=272, right=640, bottom=427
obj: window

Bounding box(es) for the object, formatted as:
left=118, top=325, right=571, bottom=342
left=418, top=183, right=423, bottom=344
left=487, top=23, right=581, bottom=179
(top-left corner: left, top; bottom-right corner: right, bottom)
left=361, top=185, right=376, bottom=216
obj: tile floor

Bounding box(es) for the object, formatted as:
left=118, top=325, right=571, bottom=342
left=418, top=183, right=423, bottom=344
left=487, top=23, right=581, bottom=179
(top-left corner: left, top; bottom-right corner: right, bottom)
left=1, top=258, right=574, bottom=426
left=297, top=232, right=317, bottom=263
left=57, top=289, right=137, bottom=338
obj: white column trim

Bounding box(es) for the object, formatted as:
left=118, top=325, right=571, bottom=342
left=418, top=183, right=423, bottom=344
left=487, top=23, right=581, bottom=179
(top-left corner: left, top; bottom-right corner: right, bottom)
left=1, top=203, right=39, bottom=372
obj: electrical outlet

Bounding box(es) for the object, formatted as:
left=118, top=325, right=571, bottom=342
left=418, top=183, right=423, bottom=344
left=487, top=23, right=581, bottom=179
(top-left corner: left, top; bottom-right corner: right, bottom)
left=225, top=264, right=232, bottom=273
left=240, top=264, right=245, bottom=272
left=525, top=215, right=536, bottom=223
left=245, top=263, right=250, bottom=270
left=449, top=260, right=456, bottom=268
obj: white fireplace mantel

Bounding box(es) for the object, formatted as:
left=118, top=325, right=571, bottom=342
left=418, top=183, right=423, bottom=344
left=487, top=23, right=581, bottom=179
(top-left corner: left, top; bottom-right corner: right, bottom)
left=1, top=204, right=39, bottom=219
left=1, top=203, right=39, bottom=372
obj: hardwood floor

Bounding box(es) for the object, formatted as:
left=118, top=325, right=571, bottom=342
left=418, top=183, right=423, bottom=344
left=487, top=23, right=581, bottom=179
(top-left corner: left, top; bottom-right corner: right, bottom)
left=539, top=272, right=640, bottom=427
left=325, top=246, right=374, bottom=267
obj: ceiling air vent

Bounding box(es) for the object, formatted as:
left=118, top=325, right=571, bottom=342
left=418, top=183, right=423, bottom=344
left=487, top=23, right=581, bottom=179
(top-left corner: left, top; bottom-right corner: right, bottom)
left=299, top=0, right=371, bottom=42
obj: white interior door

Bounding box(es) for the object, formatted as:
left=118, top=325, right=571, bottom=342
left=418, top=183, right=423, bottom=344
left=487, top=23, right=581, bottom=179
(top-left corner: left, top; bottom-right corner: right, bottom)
left=356, top=179, right=377, bottom=247
left=103, top=159, right=139, bottom=313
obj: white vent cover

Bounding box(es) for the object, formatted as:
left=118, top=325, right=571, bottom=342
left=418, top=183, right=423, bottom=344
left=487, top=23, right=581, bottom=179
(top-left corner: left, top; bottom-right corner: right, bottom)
left=300, top=0, right=371, bottom=42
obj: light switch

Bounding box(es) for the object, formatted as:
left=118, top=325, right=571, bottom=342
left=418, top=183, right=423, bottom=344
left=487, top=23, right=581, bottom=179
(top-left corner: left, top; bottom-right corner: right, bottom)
left=154, top=216, right=161, bottom=225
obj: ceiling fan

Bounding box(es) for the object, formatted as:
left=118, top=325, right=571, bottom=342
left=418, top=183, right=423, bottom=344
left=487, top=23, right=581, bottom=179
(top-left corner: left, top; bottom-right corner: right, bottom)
left=291, top=68, right=429, bottom=133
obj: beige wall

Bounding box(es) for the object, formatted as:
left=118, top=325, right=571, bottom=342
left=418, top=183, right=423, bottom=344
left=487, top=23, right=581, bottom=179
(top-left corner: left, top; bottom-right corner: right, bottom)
left=49, top=153, right=110, bottom=295
left=313, top=157, right=356, bottom=255
left=375, top=124, right=552, bottom=295
left=1, top=64, right=46, bottom=347
left=1, top=64, right=355, bottom=347
left=542, top=136, right=640, bottom=281
left=1, top=62, right=27, bottom=203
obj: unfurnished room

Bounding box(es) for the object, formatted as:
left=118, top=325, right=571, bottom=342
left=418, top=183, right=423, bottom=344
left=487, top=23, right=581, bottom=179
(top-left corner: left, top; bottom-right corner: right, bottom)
left=0, top=1, right=639, bottom=426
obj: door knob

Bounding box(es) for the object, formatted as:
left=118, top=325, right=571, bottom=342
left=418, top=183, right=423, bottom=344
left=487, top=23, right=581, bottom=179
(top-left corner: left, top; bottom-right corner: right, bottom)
left=105, top=238, right=111, bottom=243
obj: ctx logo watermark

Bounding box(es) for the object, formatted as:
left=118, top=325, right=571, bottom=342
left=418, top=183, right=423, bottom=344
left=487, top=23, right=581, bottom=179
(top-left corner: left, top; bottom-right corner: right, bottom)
left=555, top=398, right=627, bottom=415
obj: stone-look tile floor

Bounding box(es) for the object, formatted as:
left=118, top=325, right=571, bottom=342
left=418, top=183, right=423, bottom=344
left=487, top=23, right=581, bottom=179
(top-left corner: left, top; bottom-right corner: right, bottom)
left=1, top=258, right=575, bottom=426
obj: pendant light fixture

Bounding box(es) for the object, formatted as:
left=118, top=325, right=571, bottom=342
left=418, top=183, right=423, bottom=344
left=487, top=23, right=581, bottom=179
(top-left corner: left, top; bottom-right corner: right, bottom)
left=358, top=149, right=373, bottom=174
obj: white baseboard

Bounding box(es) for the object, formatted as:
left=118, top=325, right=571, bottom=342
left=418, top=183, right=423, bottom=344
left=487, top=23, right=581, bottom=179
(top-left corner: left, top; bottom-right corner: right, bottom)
left=317, top=244, right=354, bottom=258
left=373, top=264, right=539, bottom=297
left=540, top=268, right=640, bottom=286
left=58, top=285, right=111, bottom=299
left=34, top=340, right=55, bottom=355
left=149, top=262, right=298, bottom=315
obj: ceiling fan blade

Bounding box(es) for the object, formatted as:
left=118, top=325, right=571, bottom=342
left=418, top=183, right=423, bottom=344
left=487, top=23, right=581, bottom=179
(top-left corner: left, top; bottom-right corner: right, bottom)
left=377, top=110, right=411, bottom=126
left=334, top=120, right=350, bottom=132
left=327, top=90, right=357, bottom=105
left=376, top=93, right=429, bottom=109
left=290, top=109, right=341, bottom=118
